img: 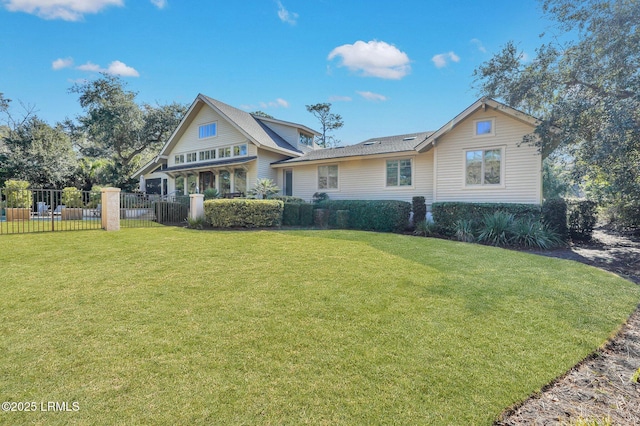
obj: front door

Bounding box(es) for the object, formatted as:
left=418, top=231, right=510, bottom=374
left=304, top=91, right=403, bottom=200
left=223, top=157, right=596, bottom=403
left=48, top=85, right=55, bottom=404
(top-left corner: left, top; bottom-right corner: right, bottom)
left=283, top=169, right=293, bottom=196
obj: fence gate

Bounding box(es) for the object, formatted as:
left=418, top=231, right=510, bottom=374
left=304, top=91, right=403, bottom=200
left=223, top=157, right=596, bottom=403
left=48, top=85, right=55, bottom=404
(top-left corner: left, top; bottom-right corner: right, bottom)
left=119, top=193, right=190, bottom=228
left=0, top=188, right=102, bottom=235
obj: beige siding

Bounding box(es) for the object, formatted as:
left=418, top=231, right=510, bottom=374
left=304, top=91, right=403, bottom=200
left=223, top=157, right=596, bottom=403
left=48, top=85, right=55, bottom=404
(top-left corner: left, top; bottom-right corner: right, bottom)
left=261, top=121, right=298, bottom=148
left=256, top=148, right=289, bottom=190
left=287, top=152, right=434, bottom=203
left=167, top=105, right=253, bottom=166
left=434, top=109, right=541, bottom=204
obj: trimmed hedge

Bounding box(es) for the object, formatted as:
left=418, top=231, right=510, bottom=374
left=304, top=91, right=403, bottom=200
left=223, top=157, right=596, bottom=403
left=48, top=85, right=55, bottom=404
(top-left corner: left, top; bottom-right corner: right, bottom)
left=412, top=196, right=427, bottom=224
left=269, top=195, right=305, bottom=204
left=568, top=200, right=597, bottom=241
left=316, top=200, right=411, bottom=232
left=204, top=199, right=283, bottom=228
left=542, top=198, right=569, bottom=241
left=299, top=203, right=314, bottom=226
left=282, top=203, right=301, bottom=226
left=432, top=202, right=541, bottom=235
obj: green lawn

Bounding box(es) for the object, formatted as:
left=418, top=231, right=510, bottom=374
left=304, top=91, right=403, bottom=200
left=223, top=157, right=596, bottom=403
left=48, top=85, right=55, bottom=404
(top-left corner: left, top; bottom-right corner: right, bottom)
left=0, top=228, right=638, bottom=425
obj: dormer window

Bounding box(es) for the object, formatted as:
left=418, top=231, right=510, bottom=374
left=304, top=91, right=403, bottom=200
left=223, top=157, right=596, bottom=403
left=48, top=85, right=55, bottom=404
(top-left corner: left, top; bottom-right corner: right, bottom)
left=198, top=122, right=217, bottom=139
left=299, top=132, right=314, bottom=146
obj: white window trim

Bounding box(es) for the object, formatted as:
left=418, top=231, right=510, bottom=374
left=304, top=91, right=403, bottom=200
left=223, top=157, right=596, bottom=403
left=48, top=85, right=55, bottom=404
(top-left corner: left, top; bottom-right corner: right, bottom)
left=317, top=164, right=340, bottom=192
left=462, top=145, right=506, bottom=189
left=198, top=121, right=218, bottom=140
left=384, top=158, right=415, bottom=190
left=473, top=117, right=495, bottom=138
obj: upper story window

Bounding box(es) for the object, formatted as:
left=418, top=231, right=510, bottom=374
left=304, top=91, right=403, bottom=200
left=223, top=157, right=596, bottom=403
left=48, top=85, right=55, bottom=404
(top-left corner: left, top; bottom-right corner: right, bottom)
left=465, top=148, right=502, bottom=186
left=474, top=118, right=495, bottom=137
left=299, top=132, right=314, bottom=146
left=219, top=147, right=231, bottom=158
left=198, top=122, right=217, bottom=139
left=318, top=165, right=338, bottom=190
left=386, top=159, right=412, bottom=187
left=174, top=154, right=184, bottom=165
left=199, top=149, right=216, bottom=161
left=186, top=153, right=197, bottom=162
left=233, top=144, right=247, bottom=156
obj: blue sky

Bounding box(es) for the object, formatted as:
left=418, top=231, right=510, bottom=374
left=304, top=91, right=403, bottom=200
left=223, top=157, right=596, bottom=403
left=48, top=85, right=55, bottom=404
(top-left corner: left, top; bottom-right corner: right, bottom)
left=0, top=0, right=554, bottom=145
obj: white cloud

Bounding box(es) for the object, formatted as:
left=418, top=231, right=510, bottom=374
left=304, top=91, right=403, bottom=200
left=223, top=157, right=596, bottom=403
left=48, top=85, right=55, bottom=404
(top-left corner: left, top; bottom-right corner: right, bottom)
left=276, top=0, right=297, bottom=25
left=357, top=91, right=387, bottom=102
left=470, top=38, right=487, bottom=53
left=76, top=61, right=103, bottom=72
left=2, top=0, right=123, bottom=21
left=52, top=57, right=74, bottom=70
left=106, top=60, right=140, bottom=77
left=75, top=60, right=139, bottom=77
left=431, top=51, right=460, bottom=68
left=150, top=0, right=166, bottom=9
left=260, top=98, right=289, bottom=108
left=328, top=95, right=352, bottom=102
left=328, top=40, right=411, bottom=80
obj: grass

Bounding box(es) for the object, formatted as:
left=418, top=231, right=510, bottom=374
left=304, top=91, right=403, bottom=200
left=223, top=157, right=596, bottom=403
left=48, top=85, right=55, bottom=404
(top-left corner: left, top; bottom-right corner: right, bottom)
left=0, top=228, right=638, bottom=425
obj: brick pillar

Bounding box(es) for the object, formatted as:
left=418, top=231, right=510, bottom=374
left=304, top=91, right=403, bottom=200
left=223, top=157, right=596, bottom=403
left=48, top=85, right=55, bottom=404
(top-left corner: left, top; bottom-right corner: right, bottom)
left=101, top=187, right=121, bottom=231
left=189, top=194, right=204, bottom=221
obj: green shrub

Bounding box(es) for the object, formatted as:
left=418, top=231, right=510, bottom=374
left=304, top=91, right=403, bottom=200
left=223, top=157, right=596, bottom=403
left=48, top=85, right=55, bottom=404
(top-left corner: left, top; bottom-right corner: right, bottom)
left=87, top=185, right=102, bottom=208
left=414, top=220, right=440, bottom=237
left=299, top=203, right=314, bottom=226
left=568, top=200, right=598, bottom=241
left=335, top=210, right=349, bottom=229
left=204, top=199, right=283, bottom=228
left=611, top=202, right=640, bottom=230
left=412, top=196, right=427, bottom=225
left=4, top=179, right=32, bottom=208
left=454, top=219, right=477, bottom=243
left=282, top=203, right=301, bottom=226
left=62, top=187, right=83, bottom=208
left=509, top=218, right=563, bottom=249
left=186, top=217, right=207, bottom=230
left=542, top=198, right=569, bottom=241
left=312, top=192, right=329, bottom=203
left=317, top=200, right=411, bottom=233
left=203, top=188, right=220, bottom=200
left=314, top=208, right=329, bottom=229
left=432, top=202, right=541, bottom=235
left=154, top=201, right=188, bottom=224
left=477, top=211, right=514, bottom=247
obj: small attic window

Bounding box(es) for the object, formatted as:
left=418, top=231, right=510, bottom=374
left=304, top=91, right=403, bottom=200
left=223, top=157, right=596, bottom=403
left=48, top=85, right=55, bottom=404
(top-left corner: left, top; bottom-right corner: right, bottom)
left=363, top=141, right=376, bottom=146
left=402, top=136, right=416, bottom=141
left=199, top=122, right=217, bottom=139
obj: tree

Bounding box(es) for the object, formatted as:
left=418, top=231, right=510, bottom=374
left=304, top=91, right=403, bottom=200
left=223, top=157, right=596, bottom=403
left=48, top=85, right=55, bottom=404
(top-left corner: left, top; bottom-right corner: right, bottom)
left=473, top=0, right=640, bottom=210
left=1, top=116, right=77, bottom=188
left=68, top=75, right=188, bottom=190
left=305, top=103, right=343, bottom=147
left=251, top=111, right=275, bottom=119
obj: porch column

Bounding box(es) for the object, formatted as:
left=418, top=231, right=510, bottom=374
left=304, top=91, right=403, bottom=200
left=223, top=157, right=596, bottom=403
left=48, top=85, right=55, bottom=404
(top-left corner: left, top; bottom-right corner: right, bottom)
left=101, top=187, right=121, bottom=231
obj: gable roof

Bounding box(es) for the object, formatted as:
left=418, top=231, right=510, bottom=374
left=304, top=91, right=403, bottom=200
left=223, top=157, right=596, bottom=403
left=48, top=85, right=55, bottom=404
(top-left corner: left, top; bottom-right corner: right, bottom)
left=274, top=132, right=432, bottom=165
left=415, top=97, right=539, bottom=152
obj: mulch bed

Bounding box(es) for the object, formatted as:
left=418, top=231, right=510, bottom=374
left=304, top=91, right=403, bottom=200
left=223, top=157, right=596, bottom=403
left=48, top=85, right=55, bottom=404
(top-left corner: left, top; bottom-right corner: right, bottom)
left=496, top=227, right=640, bottom=425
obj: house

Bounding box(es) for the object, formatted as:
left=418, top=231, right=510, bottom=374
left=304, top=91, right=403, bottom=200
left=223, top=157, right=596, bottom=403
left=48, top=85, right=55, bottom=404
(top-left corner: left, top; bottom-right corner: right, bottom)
left=134, top=94, right=320, bottom=198
left=134, top=95, right=542, bottom=210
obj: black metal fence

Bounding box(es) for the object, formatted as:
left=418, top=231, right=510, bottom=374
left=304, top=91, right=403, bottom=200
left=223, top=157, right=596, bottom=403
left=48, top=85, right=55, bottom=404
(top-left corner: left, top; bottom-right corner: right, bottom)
left=119, top=193, right=189, bottom=228
left=0, top=189, right=191, bottom=235
left=0, top=188, right=102, bottom=235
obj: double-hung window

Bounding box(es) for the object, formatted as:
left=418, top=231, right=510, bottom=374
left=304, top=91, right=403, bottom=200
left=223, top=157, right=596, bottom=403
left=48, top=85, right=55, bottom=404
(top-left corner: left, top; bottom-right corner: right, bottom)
left=465, top=148, right=502, bottom=186
left=198, top=122, right=217, bottom=139
left=386, top=159, right=412, bottom=187
left=318, top=165, right=338, bottom=190
left=174, top=154, right=184, bottom=165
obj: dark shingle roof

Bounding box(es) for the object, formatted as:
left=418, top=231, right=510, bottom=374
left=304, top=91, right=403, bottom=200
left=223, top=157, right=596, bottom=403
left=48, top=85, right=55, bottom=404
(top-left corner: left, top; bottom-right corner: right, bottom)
left=275, top=132, right=433, bottom=164
left=162, top=156, right=257, bottom=173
